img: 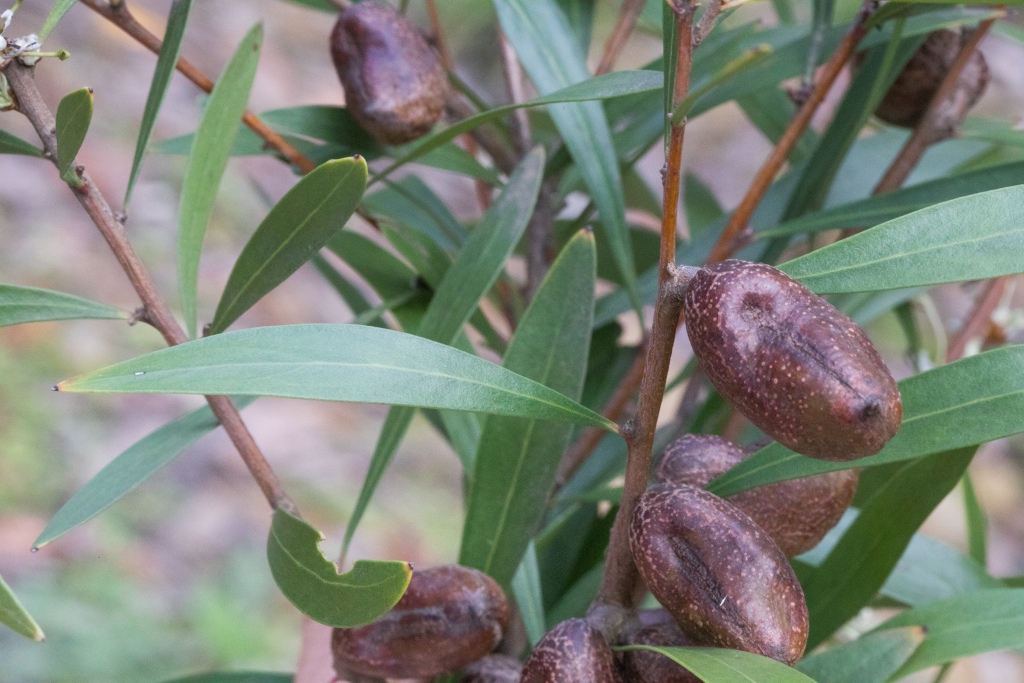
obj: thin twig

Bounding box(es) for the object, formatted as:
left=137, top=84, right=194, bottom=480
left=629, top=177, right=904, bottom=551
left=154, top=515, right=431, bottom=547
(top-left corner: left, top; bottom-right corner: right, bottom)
left=946, top=276, right=1008, bottom=363
left=591, top=1, right=697, bottom=620
left=78, top=0, right=317, bottom=174
left=705, top=3, right=873, bottom=264
left=7, top=62, right=296, bottom=514
left=873, top=19, right=996, bottom=195
left=595, top=0, right=647, bottom=76
left=692, top=0, right=725, bottom=49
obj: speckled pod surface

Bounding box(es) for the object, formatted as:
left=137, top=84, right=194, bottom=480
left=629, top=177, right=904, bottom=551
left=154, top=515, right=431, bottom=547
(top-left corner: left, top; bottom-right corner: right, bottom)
left=655, top=434, right=859, bottom=556
left=332, top=565, right=510, bottom=679
left=621, top=616, right=700, bottom=683
left=683, top=260, right=901, bottom=461
left=330, top=1, right=446, bottom=145
left=461, top=654, right=523, bottom=683
left=629, top=484, right=808, bottom=665
left=874, top=29, right=989, bottom=128
left=520, top=618, right=624, bottom=683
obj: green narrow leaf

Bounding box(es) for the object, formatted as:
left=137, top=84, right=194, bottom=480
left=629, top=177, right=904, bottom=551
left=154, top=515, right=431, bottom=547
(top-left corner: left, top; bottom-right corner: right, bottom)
left=0, top=571, right=44, bottom=642
left=962, top=471, right=988, bottom=567
left=375, top=70, right=663, bottom=183
left=56, top=325, right=616, bottom=430
left=493, top=0, right=641, bottom=315
left=209, top=157, right=368, bottom=335
left=780, top=185, right=1024, bottom=293
left=0, top=283, right=123, bottom=327
left=796, top=626, right=926, bottom=683
left=39, top=0, right=77, bottom=39
left=683, top=173, right=724, bottom=237
left=266, top=508, right=411, bottom=628
left=342, top=149, right=547, bottom=555
left=512, top=542, right=546, bottom=646
left=762, top=160, right=1024, bottom=237
left=125, top=0, right=194, bottom=206
left=33, top=397, right=257, bottom=549
left=0, top=130, right=45, bottom=157
left=877, top=588, right=1024, bottom=677
left=54, top=87, right=93, bottom=182
left=178, top=23, right=262, bottom=339
left=460, top=230, right=596, bottom=588
left=803, top=446, right=976, bottom=648
left=159, top=674, right=292, bottom=683
left=618, top=646, right=817, bottom=682
left=708, top=345, right=1024, bottom=497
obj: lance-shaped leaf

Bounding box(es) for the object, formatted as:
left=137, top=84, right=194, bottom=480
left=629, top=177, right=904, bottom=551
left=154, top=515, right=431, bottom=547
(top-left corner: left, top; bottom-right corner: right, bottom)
left=617, top=646, right=817, bottom=682
left=56, top=324, right=616, bottom=430
left=796, top=627, right=926, bottom=683
left=493, top=0, right=640, bottom=314
left=762, top=160, right=1024, bottom=237
left=803, top=446, right=976, bottom=649
left=876, top=588, right=1024, bottom=677
left=267, top=508, right=411, bottom=628
left=780, top=185, right=1024, bottom=293
left=209, top=157, right=367, bottom=335
left=54, top=87, right=93, bottom=182
left=0, top=130, right=44, bottom=157
left=178, top=24, right=262, bottom=339
left=34, top=397, right=257, bottom=549
left=512, top=542, right=546, bottom=646
left=39, top=0, right=76, bottom=39
left=0, top=284, right=123, bottom=327
left=125, top=0, right=194, bottom=206
left=708, top=345, right=1024, bottom=496
left=0, top=571, right=44, bottom=642
left=460, top=230, right=596, bottom=588
left=342, top=150, right=547, bottom=554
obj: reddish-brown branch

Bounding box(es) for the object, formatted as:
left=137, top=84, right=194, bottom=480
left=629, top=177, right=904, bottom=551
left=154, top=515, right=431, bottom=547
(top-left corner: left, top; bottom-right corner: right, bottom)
left=946, top=276, right=1009, bottom=363
left=591, top=2, right=696, bottom=619
left=78, top=0, right=317, bottom=174
left=873, top=19, right=996, bottom=195
left=595, top=0, right=647, bottom=76
left=705, top=5, right=872, bottom=264
left=7, top=62, right=296, bottom=514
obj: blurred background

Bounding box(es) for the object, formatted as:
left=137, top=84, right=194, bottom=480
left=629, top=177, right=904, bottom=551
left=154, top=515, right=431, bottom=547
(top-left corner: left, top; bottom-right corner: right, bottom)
left=1, top=0, right=1023, bottom=680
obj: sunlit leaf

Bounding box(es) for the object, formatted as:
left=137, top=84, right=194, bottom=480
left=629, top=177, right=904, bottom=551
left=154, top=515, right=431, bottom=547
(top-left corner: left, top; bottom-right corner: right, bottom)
left=618, top=646, right=816, bottom=682
left=33, top=397, right=257, bottom=549
left=209, top=156, right=367, bottom=334
left=56, top=325, right=617, bottom=430
left=709, top=345, right=1024, bottom=496
left=54, top=87, right=93, bottom=182
left=266, top=508, right=411, bottom=628
left=0, top=283, right=123, bottom=327
left=0, top=571, right=44, bottom=642
left=178, top=23, right=262, bottom=339
left=125, top=0, right=194, bottom=206
left=780, top=185, right=1024, bottom=293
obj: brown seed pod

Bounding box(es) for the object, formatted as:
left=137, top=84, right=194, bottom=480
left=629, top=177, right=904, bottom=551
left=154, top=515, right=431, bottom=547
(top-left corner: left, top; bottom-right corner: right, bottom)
left=332, top=565, right=510, bottom=679
left=329, top=1, right=446, bottom=145
left=520, top=618, right=624, bottom=683
left=629, top=484, right=809, bottom=665
left=621, top=615, right=700, bottom=683
left=461, top=654, right=524, bottom=683
left=655, top=434, right=859, bottom=556
left=683, top=259, right=901, bottom=462
left=873, top=29, right=989, bottom=128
